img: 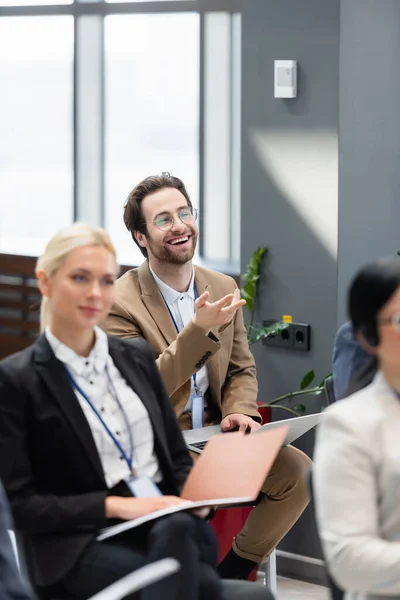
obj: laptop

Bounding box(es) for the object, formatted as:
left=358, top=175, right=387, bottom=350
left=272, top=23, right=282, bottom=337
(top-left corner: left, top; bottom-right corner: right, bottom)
left=97, top=425, right=288, bottom=542
left=183, top=412, right=324, bottom=454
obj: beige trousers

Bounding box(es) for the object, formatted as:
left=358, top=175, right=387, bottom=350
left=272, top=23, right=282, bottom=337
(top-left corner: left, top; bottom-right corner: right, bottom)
left=232, top=444, right=311, bottom=563
left=182, top=412, right=312, bottom=563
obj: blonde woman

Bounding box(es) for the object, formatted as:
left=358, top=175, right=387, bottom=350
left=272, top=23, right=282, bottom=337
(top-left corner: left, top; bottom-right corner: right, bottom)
left=0, top=223, right=270, bottom=600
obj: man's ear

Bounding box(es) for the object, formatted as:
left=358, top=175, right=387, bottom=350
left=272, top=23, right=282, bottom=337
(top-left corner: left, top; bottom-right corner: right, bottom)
left=134, top=231, right=147, bottom=249
left=36, top=269, right=50, bottom=299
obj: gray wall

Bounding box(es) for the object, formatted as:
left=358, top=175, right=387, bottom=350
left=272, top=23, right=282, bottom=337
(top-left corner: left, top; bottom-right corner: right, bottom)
left=241, top=0, right=339, bottom=571
left=241, top=0, right=400, bottom=579
left=338, top=0, right=400, bottom=324
left=241, top=0, right=339, bottom=410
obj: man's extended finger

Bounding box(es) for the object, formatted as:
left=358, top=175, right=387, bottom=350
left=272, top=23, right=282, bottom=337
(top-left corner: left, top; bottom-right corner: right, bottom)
left=238, top=421, right=248, bottom=432
left=195, top=291, right=210, bottom=308
left=220, top=299, right=246, bottom=313
left=210, top=294, right=235, bottom=310
left=233, top=288, right=241, bottom=303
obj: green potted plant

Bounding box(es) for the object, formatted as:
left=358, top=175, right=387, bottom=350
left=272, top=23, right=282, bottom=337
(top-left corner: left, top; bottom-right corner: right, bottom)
left=241, top=247, right=328, bottom=418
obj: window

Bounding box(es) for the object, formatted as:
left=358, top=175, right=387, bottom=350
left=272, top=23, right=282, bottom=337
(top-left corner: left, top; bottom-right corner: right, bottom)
left=201, top=12, right=241, bottom=265
left=0, top=17, right=74, bottom=256
left=0, top=2, right=240, bottom=272
left=104, top=13, right=200, bottom=266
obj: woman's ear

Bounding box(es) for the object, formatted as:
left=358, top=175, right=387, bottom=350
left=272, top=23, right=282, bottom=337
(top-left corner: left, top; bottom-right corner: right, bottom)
left=36, top=269, right=50, bottom=298
left=356, top=330, right=378, bottom=355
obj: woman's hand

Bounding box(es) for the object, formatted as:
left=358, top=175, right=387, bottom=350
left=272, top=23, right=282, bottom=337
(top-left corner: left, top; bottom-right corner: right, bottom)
left=105, top=495, right=191, bottom=521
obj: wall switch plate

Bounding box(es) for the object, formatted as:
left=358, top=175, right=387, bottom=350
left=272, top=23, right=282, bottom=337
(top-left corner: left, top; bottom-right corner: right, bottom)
left=262, top=320, right=311, bottom=352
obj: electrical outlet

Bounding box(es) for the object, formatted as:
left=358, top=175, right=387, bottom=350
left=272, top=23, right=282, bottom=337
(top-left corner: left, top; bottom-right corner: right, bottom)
left=292, top=323, right=311, bottom=352
left=262, top=321, right=311, bottom=352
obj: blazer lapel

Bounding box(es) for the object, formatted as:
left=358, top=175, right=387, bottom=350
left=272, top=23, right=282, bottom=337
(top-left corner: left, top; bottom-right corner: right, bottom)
left=138, top=262, right=177, bottom=345
left=33, top=336, right=106, bottom=484
left=194, top=266, right=218, bottom=336
left=194, top=267, right=221, bottom=405
left=108, top=338, right=171, bottom=461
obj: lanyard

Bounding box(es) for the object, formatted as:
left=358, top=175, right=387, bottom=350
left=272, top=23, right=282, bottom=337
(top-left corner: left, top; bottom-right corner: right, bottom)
left=161, top=284, right=200, bottom=391
left=65, top=366, right=134, bottom=473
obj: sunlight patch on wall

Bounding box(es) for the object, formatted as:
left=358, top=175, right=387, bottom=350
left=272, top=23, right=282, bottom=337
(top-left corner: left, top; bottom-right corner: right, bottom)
left=250, top=128, right=338, bottom=257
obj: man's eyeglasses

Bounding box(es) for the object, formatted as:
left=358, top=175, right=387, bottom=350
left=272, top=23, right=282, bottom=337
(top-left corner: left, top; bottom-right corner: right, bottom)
left=378, top=313, right=400, bottom=331
left=145, top=207, right=198, bottom=232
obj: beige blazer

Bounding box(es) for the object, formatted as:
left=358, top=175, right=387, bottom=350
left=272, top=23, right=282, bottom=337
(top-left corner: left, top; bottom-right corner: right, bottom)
left=313, top=373, right=400, bottom=600
left=103, top=261, right=259, bottom=425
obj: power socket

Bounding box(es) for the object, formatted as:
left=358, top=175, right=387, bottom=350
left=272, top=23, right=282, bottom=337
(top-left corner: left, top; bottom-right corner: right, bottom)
left=262, top=320, right=311, bottom=352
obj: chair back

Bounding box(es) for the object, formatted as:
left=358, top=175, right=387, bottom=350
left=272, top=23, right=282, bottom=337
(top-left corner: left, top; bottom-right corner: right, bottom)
left=323, top=376, right=336, bottom=406
left=0, top=253, right=40, bottom=359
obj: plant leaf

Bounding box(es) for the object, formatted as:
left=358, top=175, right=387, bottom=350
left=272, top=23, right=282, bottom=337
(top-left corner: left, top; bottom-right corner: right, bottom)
left=243, top=281, right=257, bottom=298
left=249, top=321, right=289, bottom=344
left=241, top=247, right=268, bottom=304
left=300, top=369, right=315, bottom=390
left=242, top=296, right=254, bottom=313
left=292, top=404, right=306, bottom=413
left=241, top=288, right=253, bottom=303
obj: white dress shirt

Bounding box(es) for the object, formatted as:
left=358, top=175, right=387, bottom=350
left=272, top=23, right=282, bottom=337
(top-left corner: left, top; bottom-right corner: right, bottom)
left=149, top=265, right=209, bottom=412
left=45, top=326, right=161, bottom=488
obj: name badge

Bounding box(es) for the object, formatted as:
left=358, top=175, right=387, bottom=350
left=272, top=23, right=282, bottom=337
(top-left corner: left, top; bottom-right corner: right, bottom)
left=191, top=389, right=204, bottom=429
left=125, top=475, right=162, bottom=498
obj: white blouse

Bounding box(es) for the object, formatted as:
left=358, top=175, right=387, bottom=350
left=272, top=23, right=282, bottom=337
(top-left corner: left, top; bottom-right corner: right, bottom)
left=45, top=326, right=161, bottom=488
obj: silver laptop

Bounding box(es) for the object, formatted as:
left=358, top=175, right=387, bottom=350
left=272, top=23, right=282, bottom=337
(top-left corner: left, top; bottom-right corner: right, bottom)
left=183, top=412, right=324, bottom=454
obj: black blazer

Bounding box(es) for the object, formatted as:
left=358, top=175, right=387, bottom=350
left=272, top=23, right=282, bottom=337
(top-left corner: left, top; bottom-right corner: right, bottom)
left=0, top=335, right=193, bottom=587
left=0, top=479, right=33, bottom=600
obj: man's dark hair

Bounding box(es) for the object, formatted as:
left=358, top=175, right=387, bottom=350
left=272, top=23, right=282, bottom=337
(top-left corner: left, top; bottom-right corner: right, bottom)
left=348, top=258, right=400, bottom=347
left=123, top=172, right=192, bottom=258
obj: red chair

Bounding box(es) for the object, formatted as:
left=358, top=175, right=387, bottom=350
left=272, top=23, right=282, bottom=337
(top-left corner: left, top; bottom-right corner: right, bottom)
left=210, top=405, right=272, bottom=582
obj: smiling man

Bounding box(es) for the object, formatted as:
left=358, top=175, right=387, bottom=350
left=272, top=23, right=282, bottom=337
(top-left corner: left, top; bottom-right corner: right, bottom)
left=104, top=172, right=311, bottom=580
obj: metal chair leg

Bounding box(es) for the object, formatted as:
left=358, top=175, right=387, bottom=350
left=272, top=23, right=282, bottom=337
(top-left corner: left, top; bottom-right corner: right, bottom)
left=8, top=529, right=20, bottom=572
left=257, top=549, right=277, bottom=596
left=266, top=549, right=277, bottom=596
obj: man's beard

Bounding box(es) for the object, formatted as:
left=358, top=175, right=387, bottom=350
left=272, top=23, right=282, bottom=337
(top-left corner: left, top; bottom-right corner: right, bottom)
left=146, top=234, right=197, bottom=265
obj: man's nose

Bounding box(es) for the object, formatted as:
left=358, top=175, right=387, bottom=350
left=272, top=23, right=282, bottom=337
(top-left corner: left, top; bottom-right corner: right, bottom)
left=170, top=215, right=186, bottom=232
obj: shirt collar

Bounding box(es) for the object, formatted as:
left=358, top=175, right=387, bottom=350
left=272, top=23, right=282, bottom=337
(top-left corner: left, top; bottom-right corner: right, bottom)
left=149, top=264, right=196, bottom=304
left=45, top=326, right=109, bottom=376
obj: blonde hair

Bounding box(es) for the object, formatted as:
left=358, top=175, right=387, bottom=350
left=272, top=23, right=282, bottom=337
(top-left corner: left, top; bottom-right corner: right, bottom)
left=36, top=222, right=117, bottom=332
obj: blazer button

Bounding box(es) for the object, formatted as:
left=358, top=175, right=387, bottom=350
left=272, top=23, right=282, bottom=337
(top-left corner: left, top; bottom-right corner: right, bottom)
left=205, top=351, right=212, bottom=357
left=195, top=362, right=201, bottom=369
